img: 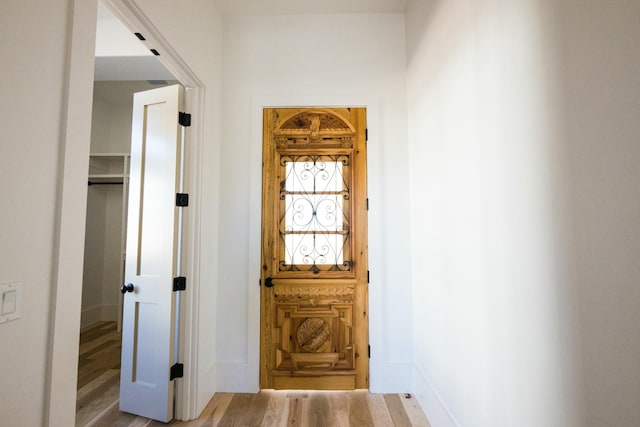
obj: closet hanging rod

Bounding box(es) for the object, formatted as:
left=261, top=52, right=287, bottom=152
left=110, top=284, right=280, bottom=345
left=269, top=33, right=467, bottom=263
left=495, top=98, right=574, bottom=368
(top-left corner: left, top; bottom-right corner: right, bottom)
left=88, top=181, right=123, bottom=186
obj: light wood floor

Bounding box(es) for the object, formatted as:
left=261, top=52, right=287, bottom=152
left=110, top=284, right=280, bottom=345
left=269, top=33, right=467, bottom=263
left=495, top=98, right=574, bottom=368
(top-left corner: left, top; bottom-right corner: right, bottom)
left=77, top=322, right=431, bottom=426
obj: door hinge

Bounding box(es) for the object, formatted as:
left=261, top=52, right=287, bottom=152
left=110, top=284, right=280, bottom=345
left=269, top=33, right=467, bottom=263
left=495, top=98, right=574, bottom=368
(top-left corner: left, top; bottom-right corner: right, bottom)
left=179, top=112, right=191, bottom=127
left=176, top=193, right=189, bottom=207
left=366, top=198, right=369, bottom=211
left=365, top=128, right=368, bottom=141
left=170, top=363, right=184, bottom=380
left=368, top=345, right=371, bottom=359
left=367, top=270, right=370, bottom=284
left=173, top=276, right=186, bottom=292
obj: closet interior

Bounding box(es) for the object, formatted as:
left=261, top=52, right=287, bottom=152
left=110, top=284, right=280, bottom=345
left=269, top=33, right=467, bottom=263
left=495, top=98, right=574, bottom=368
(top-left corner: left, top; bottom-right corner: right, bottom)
left=81, top=80, right=167, bottom=330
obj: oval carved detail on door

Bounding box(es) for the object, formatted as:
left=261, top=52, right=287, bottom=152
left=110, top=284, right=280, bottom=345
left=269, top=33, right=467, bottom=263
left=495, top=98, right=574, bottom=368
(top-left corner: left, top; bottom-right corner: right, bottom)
left=296, top=317, right=331, bottom=352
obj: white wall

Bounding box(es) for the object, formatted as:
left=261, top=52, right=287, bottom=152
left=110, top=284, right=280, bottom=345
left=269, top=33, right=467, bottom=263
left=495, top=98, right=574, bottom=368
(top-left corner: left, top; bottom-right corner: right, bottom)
left=560, top=1, right=640, bottom=425
left=81, top=82, right=144, bottom=327
left=406, top=0, right=581, bottom=425
left=82, top=185, right=108, bottom=326
left=219, top=13, right=413, bottom=392
left=0, top=1, right=79, bottom=425
left=91, top=81, right=147, bottom=153
left=90, top=94, right=113, bottom=151
left=82, top=183, right=124, bottom=327
left=100, top=187, right=123, bottom=317
left=84, top=93, right=111, bottom=326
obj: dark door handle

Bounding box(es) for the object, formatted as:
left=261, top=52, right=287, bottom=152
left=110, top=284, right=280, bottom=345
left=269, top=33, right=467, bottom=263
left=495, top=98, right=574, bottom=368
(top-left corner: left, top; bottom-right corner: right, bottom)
left=120, top=283, right=134, bottom=294
left=264, top=277, right=274, bottom=288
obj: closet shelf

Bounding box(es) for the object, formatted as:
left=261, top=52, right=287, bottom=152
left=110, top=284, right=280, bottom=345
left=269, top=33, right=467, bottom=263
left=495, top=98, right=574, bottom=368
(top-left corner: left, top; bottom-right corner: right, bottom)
left=88, top=176, right=126, bottom=185
left=88, top=153, right=130, bottom=185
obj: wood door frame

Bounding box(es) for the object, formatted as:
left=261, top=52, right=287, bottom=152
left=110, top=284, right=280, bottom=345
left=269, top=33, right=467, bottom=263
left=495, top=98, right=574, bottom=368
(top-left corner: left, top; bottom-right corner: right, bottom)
left=48, top=0, right=206, bottom=423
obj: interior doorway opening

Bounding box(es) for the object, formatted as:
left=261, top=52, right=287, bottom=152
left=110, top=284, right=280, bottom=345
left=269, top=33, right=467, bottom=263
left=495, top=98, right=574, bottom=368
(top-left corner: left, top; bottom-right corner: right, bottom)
left=75, top=0, right=203, bottom=423
left=77, top=81, right=176, bottom=424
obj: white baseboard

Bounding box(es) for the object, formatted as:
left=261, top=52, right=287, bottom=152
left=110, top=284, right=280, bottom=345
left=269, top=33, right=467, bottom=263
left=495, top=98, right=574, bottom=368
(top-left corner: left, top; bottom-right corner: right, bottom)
left=196, top=361, right=217, bottom=417
left=81, top=304, right=118, bottom=328
left=413, top=364, right=458, bottom=427
left=214, top=360, right=415, bottom=394
left=216, top=362, right=259, bottom=393
left=80, top=305, right=101, bottom=328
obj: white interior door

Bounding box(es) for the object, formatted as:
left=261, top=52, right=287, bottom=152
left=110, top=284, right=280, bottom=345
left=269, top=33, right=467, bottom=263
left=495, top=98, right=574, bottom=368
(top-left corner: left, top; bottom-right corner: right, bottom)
left=120, top=84, right=183, bottom=422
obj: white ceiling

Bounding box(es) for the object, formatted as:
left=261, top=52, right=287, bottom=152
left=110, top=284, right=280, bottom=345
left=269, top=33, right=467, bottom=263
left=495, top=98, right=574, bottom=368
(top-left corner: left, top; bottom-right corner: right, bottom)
left=95, top=2, right=175, bottom=81
left=215, top=0, right=409, bottom=15
left=95, top=0, right=409, bottom=80
left=95, top=3, right=150, bottom=57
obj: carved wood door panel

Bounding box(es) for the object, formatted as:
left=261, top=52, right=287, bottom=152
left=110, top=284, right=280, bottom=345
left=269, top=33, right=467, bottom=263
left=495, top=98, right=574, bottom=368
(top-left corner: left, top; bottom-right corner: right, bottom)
left=261, top=108, right=368, bottom=390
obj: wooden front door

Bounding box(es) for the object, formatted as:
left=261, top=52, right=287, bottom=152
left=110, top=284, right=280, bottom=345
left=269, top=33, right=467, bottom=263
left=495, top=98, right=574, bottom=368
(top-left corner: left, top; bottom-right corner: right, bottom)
left=260, top=108, right=368, bottom=390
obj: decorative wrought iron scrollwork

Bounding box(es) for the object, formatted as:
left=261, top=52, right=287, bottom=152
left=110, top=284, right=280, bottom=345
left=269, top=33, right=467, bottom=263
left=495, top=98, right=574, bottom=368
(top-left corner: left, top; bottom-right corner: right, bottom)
left=278, top=155, right=351, bottom=272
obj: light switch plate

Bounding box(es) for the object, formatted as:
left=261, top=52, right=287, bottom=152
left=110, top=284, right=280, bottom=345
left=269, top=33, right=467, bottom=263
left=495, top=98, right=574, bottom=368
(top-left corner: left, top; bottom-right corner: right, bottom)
left=0, top=282, right=22, bottom=323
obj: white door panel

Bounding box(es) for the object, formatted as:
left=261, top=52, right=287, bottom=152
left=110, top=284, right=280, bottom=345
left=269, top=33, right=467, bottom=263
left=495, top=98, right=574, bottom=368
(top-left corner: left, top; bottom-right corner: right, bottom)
left=120, top=84, right=183, bottom=422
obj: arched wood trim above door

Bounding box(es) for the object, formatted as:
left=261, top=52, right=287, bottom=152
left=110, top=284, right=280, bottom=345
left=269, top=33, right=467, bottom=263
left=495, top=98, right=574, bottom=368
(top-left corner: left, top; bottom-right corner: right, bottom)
left=272, top=108, right=357, bottom=147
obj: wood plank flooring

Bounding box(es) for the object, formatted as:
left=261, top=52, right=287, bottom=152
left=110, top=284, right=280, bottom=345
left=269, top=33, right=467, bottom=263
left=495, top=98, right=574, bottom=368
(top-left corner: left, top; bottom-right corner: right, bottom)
left=77, top=322, right=431, bottom=426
